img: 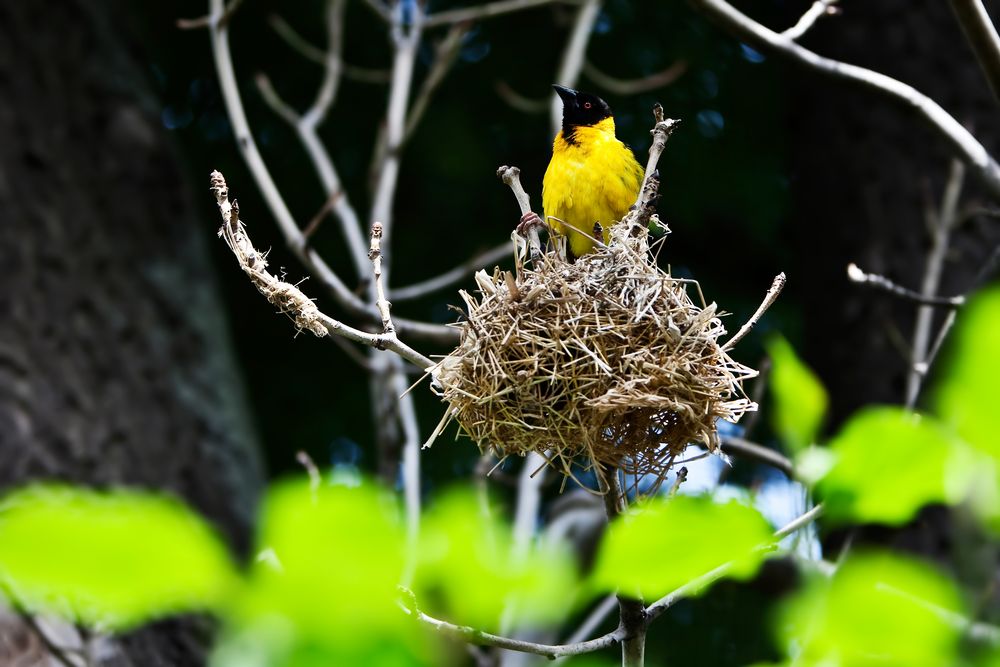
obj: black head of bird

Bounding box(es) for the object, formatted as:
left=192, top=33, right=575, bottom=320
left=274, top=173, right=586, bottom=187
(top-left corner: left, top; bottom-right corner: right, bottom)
left=553, top=85, right=613, bottom=135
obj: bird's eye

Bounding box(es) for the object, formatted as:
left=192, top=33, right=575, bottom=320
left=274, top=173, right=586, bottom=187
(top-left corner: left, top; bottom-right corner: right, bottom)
left=583, top=102, right=592, bottom=109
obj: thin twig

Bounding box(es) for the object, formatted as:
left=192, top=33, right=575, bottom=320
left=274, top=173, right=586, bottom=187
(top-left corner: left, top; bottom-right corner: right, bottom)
left=646, top=503, right=825, bottom=621
left=720, top=436, right=794, bottom=478
left=302, top=0, right=346, bottom=128
left=391, top=243, right=511, bottom=301
left=254, top=73, right=300, bottom=124
left=177, top=0, right=244, bottom=29
left=395, top=359, right=423, bottom=587
left=644, top=561, right=734, bottom=622
left=370, top=2, right=423, bottom=272
left=949, top=0, right=1000, bottom=105
left=361, top=0, right=392, bottom=23
left=302, top=190, right=343, bottom=240
left=637, top=105, right=682, bottom=208
left=906, top=159, right=965, bottom=408
left=404, top=24, right=469, bottom=142
left=722, top=273, right=786, bottom=351
left=553, top=594, right=619, bottom=665
left=18, top=614, right=83, bottom=667
left=498, top=165, right=543, bottom=260
left=400, top=587, right=623, bottom=658
left=774, top=503, right=824, bottom=539
left=209, top=171, right=434, bottom=370
left=495, top=81, right=549, bottom=113
left=686, top=0, right=1000, bottom=200
left=551, top=0, right=603, bottom=133
left=369, top=222, right=395, bottom=333
left=583, top=59, right=688, bottom=95
left=846, top=263, right=965, bottom=307
left=268, top=13, right=391, bottom=82
left=206, top=0, right=455, bottom=342
left=781, top=0, right=839, bottom=41
left=424, top=0, right=578, bottom=28
left=497, top=452, right=550, bottom=645
left=599, top=468, right=647, bottom=667
left=923, top=308, right=959, bottom=371
left=296, top=450, right=322, bottom=495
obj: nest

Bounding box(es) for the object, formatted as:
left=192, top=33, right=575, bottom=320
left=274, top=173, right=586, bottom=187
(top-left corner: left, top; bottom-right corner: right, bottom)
left=429, top=220, right=757, bottom=489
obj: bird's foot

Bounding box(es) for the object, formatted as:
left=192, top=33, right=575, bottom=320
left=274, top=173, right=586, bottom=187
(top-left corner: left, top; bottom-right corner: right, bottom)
left=516, top=211, right=545, bottom=237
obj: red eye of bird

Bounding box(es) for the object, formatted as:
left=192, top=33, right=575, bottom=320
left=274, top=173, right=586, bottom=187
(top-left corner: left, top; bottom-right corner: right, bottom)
left=583, top=102, right=592, bottom=109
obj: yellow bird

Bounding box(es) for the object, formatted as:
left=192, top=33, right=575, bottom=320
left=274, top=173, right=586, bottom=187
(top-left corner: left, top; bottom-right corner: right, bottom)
left=542, top=85, right=644, bottom=258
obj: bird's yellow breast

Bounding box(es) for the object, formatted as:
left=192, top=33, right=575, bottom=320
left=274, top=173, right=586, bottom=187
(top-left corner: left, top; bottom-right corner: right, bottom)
left=542, top=117, right=644, bottom=257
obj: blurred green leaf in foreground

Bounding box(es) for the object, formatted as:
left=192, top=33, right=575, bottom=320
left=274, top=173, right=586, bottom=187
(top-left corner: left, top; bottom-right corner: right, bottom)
left=767, top=334, right=828, bottom=455
left=591, top=495, right=774, bottom=600
left=773, top=552, right=965, bottom=667
left=0, top=485, right=238, bottom=629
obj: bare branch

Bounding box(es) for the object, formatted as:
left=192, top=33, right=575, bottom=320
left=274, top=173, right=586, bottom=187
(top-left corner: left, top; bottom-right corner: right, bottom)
left=178, top=0, right=244, bottom=30
left=646, top=503, right=825, bottom=621
left=295, top=451, right=322, bottom=493
left=302, top=190, right=343, bottom=241
left=209, top=171, right=435, bottom=369
left=394, top=358, right=423, bottom=586
left=424, top=0, right=579, bottom=28
left=686, top=0, right=1000, bottom=200
left=495, top=81, right=549, bottom=113
left=370, top=3, right=423, bottom=264
left=906, top=159, right=966, bottom=408
left=847, top=263, right=965, bottom=307
left=361, top=0, right=392, bottom=23
left=774, top=503, right=824, bottom=539
left=722, top=272, right=786, bottom=351
left=782, top=0, right=839, bottom=42
left=720, top=436, right=794, bottom=478
left=551, top=0, right=603, bottom=133
left=404, top=24, right=469, bottom=142
left=400, top=587, right=624, bottom=657
left=924, top=308, right=959, bottom=372
left=390, top=242, right=511, bottom=301
left=583, top=59, right=688, bottom=95
left=644, top=561, right=734, bottom=622
left=369, top=222, right=394, bottom=333
left=302, top=0, right=347, bottom=128
left=636, top=105, right=681, bottom=207
left=268, top=13, right=391, bottom=82
left=598, top=468, right=647, bottom=667
left=498, top=165, right=543, bottom=259
left=207, top=0, right=367, bottom=309
left=255, top=73, right=300, bottom=124
left=552, top=595, right=619, bottom=665
left=949, top=0, right=1000, bottom=105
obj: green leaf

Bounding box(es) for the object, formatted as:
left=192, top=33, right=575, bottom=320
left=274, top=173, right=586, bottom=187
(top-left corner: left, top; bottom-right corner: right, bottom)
left=230, top=479, right=435, bottom=666
left=767, top=335, right=828, bottom=453
left=0, top=485, right=238, bottom=629
left=776, top=552, right=964, bottom=667
left=590, top=495, right=774, bottom=600
left=414, top=488, right=579, bottom=630
left=934, top=287, right=1000, bottom=530
left=817, top=407, right=961, bottom=525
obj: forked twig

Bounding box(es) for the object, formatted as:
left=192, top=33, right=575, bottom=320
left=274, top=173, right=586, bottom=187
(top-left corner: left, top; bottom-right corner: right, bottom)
left=209, top=171, right=433, bottom=370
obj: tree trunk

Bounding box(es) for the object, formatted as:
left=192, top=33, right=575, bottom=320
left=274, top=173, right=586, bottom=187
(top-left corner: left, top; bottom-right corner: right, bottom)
left=0, top=1, right=264, bottom=663
left=785, top=0, right=1000, bottom=423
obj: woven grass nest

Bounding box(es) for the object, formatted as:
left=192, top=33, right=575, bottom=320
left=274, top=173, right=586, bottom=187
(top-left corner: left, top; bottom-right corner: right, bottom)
left=429, top=218, right=758, bottom=489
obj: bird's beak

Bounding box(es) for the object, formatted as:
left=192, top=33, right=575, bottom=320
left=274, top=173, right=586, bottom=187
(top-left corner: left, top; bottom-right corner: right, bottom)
left=552, top=84, right=578, bottom=107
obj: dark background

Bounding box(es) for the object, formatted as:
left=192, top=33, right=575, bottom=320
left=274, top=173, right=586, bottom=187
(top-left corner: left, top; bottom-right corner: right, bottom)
left=4, top=0, right=999, bottom=664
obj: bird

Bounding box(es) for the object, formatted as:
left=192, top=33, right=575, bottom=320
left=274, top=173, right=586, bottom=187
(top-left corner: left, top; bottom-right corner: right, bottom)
left=540, top=84, right=645, bottom=258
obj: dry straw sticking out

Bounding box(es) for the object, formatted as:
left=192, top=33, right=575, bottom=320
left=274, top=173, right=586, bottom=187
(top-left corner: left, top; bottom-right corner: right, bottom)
left=429, top=220, right=758, bottom=491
